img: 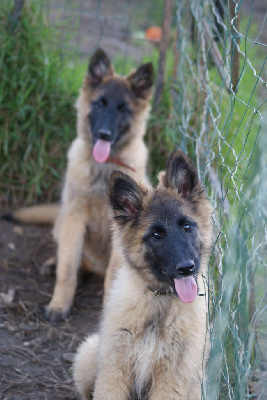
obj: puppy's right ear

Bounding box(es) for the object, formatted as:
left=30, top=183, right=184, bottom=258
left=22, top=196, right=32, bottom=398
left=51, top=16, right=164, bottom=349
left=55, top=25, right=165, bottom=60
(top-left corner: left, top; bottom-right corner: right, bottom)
left=108, top=171, right=146, bottom=224
left=88, top=49, right=113, bottom=87
left=127, top=62, right=154, bottom=99
left=162, top=148, right=200, bottom=198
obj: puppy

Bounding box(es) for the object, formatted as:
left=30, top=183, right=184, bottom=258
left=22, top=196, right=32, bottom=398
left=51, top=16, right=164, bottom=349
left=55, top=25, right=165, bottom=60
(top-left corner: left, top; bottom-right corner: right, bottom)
left=74, top=149, right=213, bottom=400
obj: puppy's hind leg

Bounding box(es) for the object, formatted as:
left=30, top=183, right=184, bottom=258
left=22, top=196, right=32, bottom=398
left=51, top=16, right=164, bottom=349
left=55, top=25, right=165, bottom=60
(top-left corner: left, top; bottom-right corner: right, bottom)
left=73, top=334, right=100, bottom=400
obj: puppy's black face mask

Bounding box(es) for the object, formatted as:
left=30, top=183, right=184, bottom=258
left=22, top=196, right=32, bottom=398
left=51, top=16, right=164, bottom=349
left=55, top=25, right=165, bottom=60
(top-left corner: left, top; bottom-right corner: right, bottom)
left=89, top=80, right=133, bottom=163
left=86, top=49, right=154, bottom=163
left=142, top=195, right=201, bottom=303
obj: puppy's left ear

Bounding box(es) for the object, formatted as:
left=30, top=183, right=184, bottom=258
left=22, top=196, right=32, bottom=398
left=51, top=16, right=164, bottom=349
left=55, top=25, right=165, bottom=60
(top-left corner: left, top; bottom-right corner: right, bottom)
left=108, top=171, right=146, bottom=224
left=162, top=149, right=200, bottom=198
left=127, top=62, right=154, bottom=99
left=88, top=49, right=113, bottom=87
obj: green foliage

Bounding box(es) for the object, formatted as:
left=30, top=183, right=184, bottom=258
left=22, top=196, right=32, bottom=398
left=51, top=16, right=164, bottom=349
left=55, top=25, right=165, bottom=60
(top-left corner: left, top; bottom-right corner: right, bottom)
left=145, top=10, right=266, bottom=399
left=0, top=2, right=86, bottom=202
left=207, top=40, right=264, bottom=205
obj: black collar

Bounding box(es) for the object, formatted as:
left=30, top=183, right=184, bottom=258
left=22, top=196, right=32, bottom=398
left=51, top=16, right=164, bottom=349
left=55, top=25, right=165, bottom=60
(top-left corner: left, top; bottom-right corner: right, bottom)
left=147, top=286, right=174, bottom=296
left=147, top=286, right=205, bottom=297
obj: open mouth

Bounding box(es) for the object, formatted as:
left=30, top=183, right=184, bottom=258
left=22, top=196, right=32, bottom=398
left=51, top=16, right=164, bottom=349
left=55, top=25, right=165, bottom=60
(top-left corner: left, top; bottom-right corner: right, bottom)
left=92, top=139, right=112, bottom=163
left=161, top=270, right=198, bottom=304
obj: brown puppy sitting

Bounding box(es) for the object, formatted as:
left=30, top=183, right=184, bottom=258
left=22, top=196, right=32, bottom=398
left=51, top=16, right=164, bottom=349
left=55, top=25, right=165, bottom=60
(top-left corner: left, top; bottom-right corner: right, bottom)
left=74, top=149, right=213, bottom=400
left=4, top=49, right=154, bottom=322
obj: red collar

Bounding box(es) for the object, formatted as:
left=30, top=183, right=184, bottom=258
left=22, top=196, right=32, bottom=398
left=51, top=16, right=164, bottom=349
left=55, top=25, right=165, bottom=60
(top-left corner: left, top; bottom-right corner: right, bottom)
left=106, top=156, right=136, bottom=172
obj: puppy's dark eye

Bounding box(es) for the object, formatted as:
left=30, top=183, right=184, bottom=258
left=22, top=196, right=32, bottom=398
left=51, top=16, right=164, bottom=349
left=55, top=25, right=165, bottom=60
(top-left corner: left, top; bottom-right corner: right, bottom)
left=151, top=232, right=163, bottom=240
left=118, top=103, right=127, bottom=112
left=183, top=223, right=191, bottom=232
left=178, top=217, right=193, bottom=232
left=98, top=97, right=107, bottom=107
left=148, top=225, right=166, bottom=241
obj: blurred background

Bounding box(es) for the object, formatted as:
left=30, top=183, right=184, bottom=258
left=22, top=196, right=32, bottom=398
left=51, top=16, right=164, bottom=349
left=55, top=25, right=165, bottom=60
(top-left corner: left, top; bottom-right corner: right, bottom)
left=0, top=0, right=266, bottom=399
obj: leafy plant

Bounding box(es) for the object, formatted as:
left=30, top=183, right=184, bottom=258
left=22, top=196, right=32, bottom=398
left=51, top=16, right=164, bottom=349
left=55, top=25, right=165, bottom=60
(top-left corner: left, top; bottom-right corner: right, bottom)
left=0, top=1, right=85, bottom=202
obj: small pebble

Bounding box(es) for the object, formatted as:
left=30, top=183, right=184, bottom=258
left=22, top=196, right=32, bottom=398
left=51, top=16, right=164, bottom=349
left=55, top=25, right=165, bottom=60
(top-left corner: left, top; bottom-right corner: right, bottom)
left=7, top=324, right=17, bottom=332
left=8, top=243, right=15, bottom=251
left=0, top=288, right=15, bottom=305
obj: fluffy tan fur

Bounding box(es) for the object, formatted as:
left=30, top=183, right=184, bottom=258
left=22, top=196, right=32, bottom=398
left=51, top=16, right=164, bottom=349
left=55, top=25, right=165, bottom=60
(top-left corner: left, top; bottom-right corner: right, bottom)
left=74, top=268, right=210, bottom=400
left=45, top=70, right=152, bottom=320
left=3, top=50, right=153, bottom=322
left=74, top=150, right=213, bottom=400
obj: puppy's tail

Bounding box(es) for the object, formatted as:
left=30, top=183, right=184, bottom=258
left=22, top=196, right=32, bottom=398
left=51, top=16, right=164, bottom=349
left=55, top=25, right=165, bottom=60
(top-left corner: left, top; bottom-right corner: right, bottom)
left=73, top=334, right=99, bottom=399
left=2, top=204, right=59, bottom=225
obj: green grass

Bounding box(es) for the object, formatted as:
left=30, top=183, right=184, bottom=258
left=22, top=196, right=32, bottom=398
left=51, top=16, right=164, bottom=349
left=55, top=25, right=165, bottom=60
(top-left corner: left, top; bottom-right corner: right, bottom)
left=203, top=21, right=266, bottom=398
left=207, top=44, right=265, bottom=205
left=0, top=2, right=86, bottom=203
left=153, top=13, right=266, bottom=399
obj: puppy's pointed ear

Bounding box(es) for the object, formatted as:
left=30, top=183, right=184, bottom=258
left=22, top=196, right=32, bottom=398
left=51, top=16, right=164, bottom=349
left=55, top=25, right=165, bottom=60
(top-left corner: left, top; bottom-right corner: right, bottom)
left=127, top=62, right=154, bottom=99
left=163, top=149, right=199, bottom=198
left=88, top=49, right=113, bottom=87
left=108, top=171, right=146, bottom=224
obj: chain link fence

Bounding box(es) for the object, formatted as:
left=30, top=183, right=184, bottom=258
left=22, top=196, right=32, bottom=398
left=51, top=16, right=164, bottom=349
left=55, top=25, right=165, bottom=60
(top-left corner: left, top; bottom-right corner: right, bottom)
left=171, top=0, right=266, bottom=398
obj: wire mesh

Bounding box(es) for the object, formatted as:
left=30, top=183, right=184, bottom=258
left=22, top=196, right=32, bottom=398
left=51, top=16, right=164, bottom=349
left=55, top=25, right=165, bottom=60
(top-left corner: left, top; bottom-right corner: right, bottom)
left=172, top=0, right=267, bottom=398
left=1, top=0, right=266, bottom=398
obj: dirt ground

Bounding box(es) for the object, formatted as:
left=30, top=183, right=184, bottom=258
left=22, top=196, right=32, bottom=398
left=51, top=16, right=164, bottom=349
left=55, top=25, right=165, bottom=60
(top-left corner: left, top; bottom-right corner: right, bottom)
left=1, top=219, right=267, bottom=400
left=0, top=214, right=103, bottom=400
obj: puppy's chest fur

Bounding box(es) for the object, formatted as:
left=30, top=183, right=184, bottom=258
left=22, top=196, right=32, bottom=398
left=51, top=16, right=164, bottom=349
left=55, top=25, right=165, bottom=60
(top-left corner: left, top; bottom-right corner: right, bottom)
left=103, top=267, right=202, bottom=395
left=121, top=302, right=188, bottom=374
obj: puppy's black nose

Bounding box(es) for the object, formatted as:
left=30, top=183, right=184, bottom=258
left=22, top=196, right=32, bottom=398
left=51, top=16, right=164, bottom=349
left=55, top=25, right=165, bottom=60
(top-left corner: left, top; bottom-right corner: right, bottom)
left=98, top=129, right=112, bottom=141
left=176, top=260, right=195, bottom=276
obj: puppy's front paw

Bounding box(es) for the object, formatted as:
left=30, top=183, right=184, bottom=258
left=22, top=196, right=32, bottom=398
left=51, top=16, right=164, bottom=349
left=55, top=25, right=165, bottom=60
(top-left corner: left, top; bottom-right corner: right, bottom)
left=44, top=303, right=70, bottom=323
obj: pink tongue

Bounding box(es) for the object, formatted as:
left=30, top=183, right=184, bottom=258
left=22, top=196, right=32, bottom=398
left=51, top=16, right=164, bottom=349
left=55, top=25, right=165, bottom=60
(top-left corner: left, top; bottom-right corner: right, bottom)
left=174, top=276, right=197, bottom=303
left=93, top=140, right=111, bottom=163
